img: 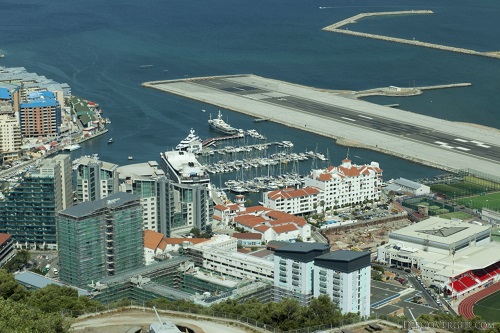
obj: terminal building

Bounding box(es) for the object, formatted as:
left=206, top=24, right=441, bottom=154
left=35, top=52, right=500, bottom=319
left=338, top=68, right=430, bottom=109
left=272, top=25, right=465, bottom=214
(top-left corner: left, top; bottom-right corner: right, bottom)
left=377, top=217, right=500, bottom=297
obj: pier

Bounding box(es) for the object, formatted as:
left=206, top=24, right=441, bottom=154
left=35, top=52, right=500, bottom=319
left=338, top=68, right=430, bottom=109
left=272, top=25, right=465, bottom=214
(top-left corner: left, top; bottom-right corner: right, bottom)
left=143, top=74, right=500, bottom=176
left=323, top=11, right=500, bottom=60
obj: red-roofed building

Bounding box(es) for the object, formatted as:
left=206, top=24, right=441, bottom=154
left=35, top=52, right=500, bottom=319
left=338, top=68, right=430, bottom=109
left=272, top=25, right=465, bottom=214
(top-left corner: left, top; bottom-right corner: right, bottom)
left=143, top=229, right=207, bottom=265
left=304, top=158, right=383, bottom=211
left=233, top=233, right=262, bottom=246
left=232, top=206, right=311, bottom=243
left=264, top=187, right=320, bottom=215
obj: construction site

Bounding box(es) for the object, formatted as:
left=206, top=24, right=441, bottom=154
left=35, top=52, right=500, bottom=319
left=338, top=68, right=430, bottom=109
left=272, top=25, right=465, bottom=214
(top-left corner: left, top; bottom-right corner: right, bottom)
left=323, top=216, right=411, bottom=253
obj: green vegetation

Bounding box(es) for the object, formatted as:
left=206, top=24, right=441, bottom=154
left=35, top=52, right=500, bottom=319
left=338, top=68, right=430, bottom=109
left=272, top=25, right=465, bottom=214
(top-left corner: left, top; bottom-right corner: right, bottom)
left=431, top=175, right=500, bottom=198
left=0, top=269, right=104, bottom=332
left=438, top=212, right=473, bottom=220
left=1, top=250, right=30, bottom=273
left=457, top=192, right=500, bottom=211
left=148, top=295, right=360, bottom=331
left=473, top=290, right=500, bottom=323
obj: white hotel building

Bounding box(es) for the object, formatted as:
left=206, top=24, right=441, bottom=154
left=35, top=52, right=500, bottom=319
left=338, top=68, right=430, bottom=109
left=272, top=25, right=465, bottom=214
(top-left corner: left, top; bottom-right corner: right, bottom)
left=304, top=159, right=382, bottom=209
left=273, top=243, right=371, bottom=316
left=314, top=251, right=371, bottom=318
left=274, top=243, right=331, bottom=305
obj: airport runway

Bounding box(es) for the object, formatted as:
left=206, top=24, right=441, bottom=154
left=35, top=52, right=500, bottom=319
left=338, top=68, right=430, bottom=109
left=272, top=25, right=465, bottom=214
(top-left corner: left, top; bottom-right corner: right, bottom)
left=144, top=75, right=500, bottom=175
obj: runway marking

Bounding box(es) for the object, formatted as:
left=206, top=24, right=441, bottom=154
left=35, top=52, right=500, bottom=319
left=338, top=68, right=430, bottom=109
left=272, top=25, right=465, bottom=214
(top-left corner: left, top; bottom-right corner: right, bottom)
left=341, top=117, right=356, bottom=122
left=470, top=140, right=491, bottom=148
left=456, top=147, right=471, bottom=151
left=233, top=87, right=245, bottom=91
left=358, top=115, right=373, bottom=120
left=454, top=138, right=468, bottom=143
left=434, top=141, right=454, bottom=149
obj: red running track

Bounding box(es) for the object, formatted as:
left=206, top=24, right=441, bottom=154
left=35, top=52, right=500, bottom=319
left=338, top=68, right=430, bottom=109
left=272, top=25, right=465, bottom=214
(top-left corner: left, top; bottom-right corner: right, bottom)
left=458, top=282, right=500, bottom=319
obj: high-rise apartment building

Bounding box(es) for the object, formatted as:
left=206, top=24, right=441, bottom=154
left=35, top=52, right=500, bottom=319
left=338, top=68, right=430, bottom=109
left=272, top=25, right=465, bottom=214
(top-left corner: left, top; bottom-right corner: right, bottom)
left=159, top=151, right=212, bottom=236
left=57, top=192, right=144, bottom=288
left=75, top=155, right=119, bottom=202
left=273, top=243, right=371, bottom=316
left=19, top=91, right=61, bottom=138
left=0, top=114, right=22, bottom=161
left=117, top=161, right=168, bottom=232
left=274, top=243, right=330, bottom=305
left=0, top=154, right=72, bottom=249
left=0, top=87, right=21, bottom=161
left=313, top=251, right=371, bottom=318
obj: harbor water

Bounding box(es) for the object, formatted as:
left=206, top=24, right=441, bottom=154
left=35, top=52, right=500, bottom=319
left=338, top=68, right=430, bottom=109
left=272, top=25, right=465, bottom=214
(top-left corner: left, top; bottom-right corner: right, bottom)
left=1, top=0, right=500, bottom=181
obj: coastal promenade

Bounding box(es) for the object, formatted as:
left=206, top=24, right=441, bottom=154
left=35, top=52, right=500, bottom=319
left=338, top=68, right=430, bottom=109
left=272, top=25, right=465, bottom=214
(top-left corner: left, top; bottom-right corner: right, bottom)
left=143, top=74, right=500, bottom=175
left=323, top=11, right=500, bottom=60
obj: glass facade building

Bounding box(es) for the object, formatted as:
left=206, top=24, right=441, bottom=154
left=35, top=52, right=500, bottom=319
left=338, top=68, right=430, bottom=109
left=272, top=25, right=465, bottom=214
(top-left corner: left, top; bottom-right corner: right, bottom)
left=0, top=154, right=71, bottom=249
left=57, top=192, right=144, bottom=289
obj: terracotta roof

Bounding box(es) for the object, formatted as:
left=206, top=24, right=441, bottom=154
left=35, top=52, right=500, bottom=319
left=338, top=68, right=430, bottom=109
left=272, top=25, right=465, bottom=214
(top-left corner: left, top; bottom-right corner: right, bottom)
left=244, top=205, right=268, bottom=213
left=212, top=214, right=222, bottom=221
left=273, top=224, right=298, bottom=234
left=232, top=232, right=262, bottom=240
left=143, top=230, right=164, bottom=250
left=267, top=187, right=319, bottom=200
left=214, top=204, right=228, bottom=211
left=227, top=204, right=240, bottom=211
left=255, top=225, right=271, bottom=233
left=234, top=215, right=266, bottom=227
left=158, top=239, right=168, bottom=251
left=318, top=173, right=332, bottom=181
left=238, top=248, right=252, bottom=254
left=0, top=233, right=11, bottom=245
left=265, top=211, right=307, bottom=226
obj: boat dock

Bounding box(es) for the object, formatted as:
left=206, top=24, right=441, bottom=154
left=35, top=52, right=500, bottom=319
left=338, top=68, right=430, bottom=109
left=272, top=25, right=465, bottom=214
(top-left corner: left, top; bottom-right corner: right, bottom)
left=202, top=133, right=244, bottom=147
left=322, top=11, right=500, bottom=60
left=142, top=74, right=500, bottom=176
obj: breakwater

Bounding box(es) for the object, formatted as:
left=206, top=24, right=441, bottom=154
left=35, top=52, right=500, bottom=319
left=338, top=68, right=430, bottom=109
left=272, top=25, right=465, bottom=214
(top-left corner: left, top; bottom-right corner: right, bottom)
left=323, top=11, right=500, bottom=60
left=353, top=83, right=472, bottom=98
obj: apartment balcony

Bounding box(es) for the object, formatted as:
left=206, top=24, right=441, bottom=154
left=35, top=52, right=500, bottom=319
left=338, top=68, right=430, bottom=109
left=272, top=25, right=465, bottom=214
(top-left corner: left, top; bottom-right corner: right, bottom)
left=292, top=269, right=300, bottom=275
left=319, top=270, right=327, bottom=276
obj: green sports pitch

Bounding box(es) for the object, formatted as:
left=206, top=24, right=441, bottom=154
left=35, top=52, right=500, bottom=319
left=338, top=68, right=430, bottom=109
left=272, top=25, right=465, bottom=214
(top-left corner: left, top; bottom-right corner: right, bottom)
left=473, top=290, right=500, bottom=322
left=457, top=192, right=500, bottom=211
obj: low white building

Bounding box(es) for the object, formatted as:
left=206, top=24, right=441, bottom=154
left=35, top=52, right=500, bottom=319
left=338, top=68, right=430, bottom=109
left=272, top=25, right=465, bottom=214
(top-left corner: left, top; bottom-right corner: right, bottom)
left=376, top=217, right=500, bottom=296
left=185, top=235, right=274, bottom=281
left=385, top=178, right=430, bottom=196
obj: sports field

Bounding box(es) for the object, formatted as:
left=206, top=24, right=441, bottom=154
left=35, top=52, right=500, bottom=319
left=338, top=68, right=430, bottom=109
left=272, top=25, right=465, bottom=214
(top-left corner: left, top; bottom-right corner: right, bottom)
left=438, top=212, right=473, bottom=220
left=457, top=192, right=500, bottom=211
left=473, top=290, right=500, bottom=322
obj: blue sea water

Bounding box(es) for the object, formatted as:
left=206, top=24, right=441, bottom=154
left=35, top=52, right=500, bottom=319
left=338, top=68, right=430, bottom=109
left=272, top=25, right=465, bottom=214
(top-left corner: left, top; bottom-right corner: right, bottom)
left=1, top=0, right=500, bottom=180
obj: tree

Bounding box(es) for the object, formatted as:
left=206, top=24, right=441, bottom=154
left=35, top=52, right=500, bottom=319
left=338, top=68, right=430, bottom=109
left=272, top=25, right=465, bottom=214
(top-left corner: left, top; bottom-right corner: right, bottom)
left=0, top=269, right=29, bottom=302
left=0, top=298, right=70, bottom=333
left=190, top=227, right=201, bottom=238
left=27, top=284, right=103, bottom=316
left=1, top=250, right=30, bottom=273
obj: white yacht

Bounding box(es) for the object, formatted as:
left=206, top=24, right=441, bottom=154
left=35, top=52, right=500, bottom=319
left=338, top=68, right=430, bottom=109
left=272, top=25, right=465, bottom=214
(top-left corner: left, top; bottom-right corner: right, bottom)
left=176, top=128, right=200, bottom=150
